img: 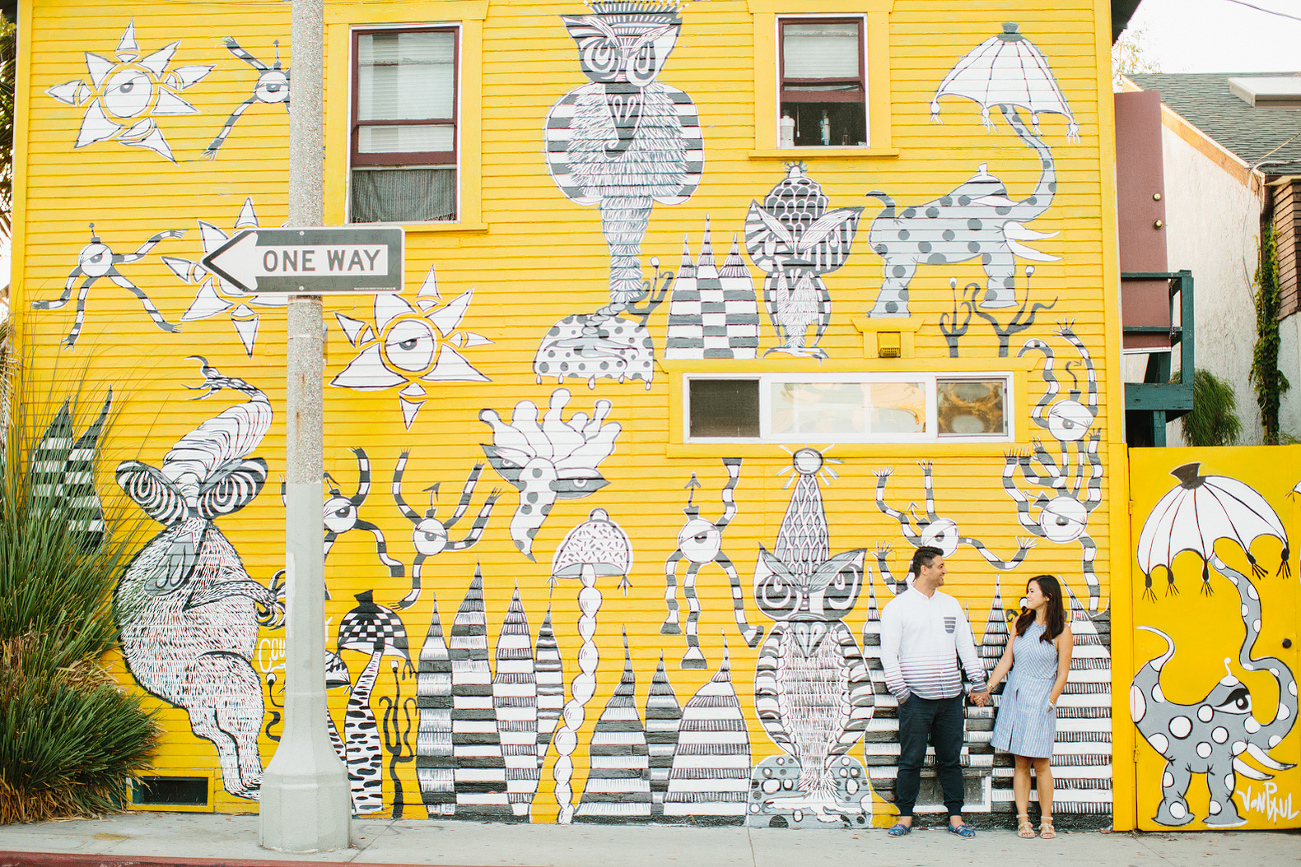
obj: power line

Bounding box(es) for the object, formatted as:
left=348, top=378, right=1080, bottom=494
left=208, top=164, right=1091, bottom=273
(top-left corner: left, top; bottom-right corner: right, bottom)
left=1221, top=0, right=1301, bottom=24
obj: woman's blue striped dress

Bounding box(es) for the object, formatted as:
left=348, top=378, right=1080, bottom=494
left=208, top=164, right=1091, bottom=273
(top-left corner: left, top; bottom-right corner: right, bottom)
left=991, top=622, right=1060, bottom=758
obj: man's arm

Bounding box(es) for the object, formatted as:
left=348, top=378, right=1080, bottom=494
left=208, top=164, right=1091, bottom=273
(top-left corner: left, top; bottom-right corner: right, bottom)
left=879, top=603, right=911, bottom=703
left=955, top=604, right=988, bottom=693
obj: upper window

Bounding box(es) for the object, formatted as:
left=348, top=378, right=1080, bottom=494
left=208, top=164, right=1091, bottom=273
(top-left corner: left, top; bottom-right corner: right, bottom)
left=350, top=27, right=458, bottom=223
left=685, top=374, right=1010, bottom=443
left=779, top=18, right=865, bottom=148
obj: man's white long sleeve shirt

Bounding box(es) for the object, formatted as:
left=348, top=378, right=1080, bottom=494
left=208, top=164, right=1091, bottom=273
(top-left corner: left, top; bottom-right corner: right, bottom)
left=879, top=586, right=987, bottom=702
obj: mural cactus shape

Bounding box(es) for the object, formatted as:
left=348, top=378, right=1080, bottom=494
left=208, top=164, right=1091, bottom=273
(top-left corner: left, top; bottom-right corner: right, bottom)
left=113, top=360, right=282, bottom=800
left=744, top=164, right=862, bottom=357
left=549, top=508, right=633, bottom=824
left=480, top=388, right=621, bottom=560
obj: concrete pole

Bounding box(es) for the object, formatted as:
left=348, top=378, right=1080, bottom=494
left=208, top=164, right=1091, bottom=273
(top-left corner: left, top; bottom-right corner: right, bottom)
left=259, top=0, right=352, bottom=852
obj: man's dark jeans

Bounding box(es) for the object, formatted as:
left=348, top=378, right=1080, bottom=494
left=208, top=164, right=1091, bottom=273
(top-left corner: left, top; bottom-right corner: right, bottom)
left=895, top=694, right=965, bottom=818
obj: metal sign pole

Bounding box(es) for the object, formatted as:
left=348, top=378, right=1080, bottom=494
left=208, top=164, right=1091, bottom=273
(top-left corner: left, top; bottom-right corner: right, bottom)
left=259, top=0, right=352, bottom=852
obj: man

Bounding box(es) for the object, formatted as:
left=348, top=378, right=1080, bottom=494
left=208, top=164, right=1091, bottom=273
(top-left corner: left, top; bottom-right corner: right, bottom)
left=879, top=546, right=990, bottom=838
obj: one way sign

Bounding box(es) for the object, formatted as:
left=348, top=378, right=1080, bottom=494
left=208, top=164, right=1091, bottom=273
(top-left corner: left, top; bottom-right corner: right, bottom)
left=202, top=226, right=404, bottom=294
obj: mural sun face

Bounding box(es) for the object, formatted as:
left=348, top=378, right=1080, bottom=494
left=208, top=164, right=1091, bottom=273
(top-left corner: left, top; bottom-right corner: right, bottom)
left=331, top=268, right=492, bottom=429
left=44, top=20, right=213, bottom=162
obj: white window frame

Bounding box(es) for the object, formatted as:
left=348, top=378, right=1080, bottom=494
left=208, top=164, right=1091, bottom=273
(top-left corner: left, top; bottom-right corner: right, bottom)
left=776, top=14, right=869, bottom=149
left=683, top=371, right=1014, bottom=444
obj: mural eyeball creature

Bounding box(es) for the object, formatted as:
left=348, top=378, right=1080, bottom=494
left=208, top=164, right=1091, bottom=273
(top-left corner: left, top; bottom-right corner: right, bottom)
left=479, top=388, right=621, bottom=561
left=662, top=460, right=763, bottom=669
left=332, top=266, right=491, bottom=429
left=390, top=453, right=501, bottom=609
left=45, top=20, right=213, bottom=161
left=874, top=461, right=1036, bottom=588
left=33, top=224, right=185, bottom=349
left=164, top=197, right=286, bottom=356
left=203, top=38, right=290, bottom=159
left=320, top=448, right=405, bottom=591
left=1003, top=324, right=1104, bottom=613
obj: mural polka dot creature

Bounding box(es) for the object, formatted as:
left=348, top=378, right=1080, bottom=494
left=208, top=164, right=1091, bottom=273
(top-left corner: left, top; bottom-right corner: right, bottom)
left=479, top=388, right=621, bottom=561
left=44, top=20, right=213, bottom=162
left=33, top=224, right=186, bottom=349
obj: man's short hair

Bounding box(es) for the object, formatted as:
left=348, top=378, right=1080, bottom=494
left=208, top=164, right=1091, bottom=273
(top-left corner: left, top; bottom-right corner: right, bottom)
left=909, top=545, right=943, bottom=578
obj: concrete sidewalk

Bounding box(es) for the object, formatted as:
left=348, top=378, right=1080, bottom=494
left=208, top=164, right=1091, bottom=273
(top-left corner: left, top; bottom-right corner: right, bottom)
left=0, top=813, right=1298, bottom=867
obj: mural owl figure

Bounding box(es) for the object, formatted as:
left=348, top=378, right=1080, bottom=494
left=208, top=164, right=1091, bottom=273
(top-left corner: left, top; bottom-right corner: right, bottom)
left=749, top=448, right=874, bottom=826
left=540, top=0, right=704, bottom=388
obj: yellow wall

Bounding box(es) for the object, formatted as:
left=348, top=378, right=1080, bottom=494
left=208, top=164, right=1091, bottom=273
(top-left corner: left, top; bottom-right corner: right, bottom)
left=14, top=0, right=1123, bottom=822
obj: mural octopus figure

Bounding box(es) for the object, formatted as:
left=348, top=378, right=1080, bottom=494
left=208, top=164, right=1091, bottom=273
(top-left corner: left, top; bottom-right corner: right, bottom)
left=321, top=447, right=405, bottom=593
left=479, top=388, right=621, bottom=560
left=744, top=164, right=862, bottom=357
left=662, top=459, right=762, bottom=668
left=114, top=359, right=284, bottom=799
left=1133, top=463, right=1295, bottom=827
left=874, top=460, right=1035, bottom=588
left=336, top=590, right=414, bottom=816
left=391, top=453, right=501, bottom=609
left=539, top=0, right=704, bottom=388
left=203, top=37, right=289, bottom=159
left=1002, top=324, right=1104, bottom=613
left=34, top=224, right=185, bottom=349
left=748, top=448, right=873, bottom=827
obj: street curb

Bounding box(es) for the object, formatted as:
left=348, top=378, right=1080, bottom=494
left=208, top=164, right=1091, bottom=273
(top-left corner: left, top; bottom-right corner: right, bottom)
left=0, top=854, right=492, bottom=867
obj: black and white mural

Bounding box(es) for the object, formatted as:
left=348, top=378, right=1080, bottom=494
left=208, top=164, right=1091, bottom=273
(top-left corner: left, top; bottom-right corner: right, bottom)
left=203, top=37, right=289, bottom=159
left=665, top=221, right=761, bottom=360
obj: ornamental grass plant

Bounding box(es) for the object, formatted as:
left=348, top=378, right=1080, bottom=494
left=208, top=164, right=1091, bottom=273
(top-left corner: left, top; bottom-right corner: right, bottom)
left=0, top=373, right=159, bottom=824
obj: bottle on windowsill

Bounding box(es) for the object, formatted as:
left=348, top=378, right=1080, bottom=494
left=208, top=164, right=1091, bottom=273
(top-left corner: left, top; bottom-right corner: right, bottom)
left=780, top=112, right=795, bottom=148
left=820, top=109, right=831, bottom=146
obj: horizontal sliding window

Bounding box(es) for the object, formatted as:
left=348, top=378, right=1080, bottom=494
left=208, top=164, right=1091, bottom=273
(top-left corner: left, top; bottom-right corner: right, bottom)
left=685, top=374, right=1010, bottom=443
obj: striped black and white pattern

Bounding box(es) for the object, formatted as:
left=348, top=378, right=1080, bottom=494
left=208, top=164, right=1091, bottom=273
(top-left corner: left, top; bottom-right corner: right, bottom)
left=493, top=590, right=539, bottom=820
left=664, top=647, right=750, bottom=822
left=665, top=223, right=760, bottom=359
left=534, top=608, right=566, bottom=768
left=416, top=593, right=455, bottom=818
left=645, top=655, right=682, bottom=818
left=32, top=392, right=111, bottom=547
left=577, top=636, right=652, bottom=822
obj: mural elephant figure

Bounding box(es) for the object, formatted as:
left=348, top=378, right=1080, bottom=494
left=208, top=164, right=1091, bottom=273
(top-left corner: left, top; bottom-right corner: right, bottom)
left=863, top=106, right=1058, bottom=318
left=1131, top=555, right=1298, bottom=827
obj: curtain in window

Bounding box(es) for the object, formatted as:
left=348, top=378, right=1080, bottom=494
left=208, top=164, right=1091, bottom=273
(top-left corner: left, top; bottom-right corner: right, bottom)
left=782, top=23, right=860, bottom=79
left=351, top=168, right=456, bottom=223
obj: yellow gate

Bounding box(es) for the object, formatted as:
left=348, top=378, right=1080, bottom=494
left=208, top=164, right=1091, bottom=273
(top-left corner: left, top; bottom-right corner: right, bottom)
left=1125, top=446, right=1301, bottom=830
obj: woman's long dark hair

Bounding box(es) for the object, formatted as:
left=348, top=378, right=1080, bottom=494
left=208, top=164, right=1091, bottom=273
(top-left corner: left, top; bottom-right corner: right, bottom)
left=1014, top=574, right=1066, bottom=643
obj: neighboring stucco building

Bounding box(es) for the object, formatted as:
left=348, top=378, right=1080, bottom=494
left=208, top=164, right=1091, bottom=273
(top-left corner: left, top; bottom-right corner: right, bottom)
left=1126, top=72, right=1301, bottom=444
left=12, top=0, right=1131, bottom=825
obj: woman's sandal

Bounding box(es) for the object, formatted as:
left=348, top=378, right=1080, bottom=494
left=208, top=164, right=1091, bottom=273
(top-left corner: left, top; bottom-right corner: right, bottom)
left=1039, top=818, right=1056, bottom=839
left=1017, top=814, right=1035, bottom=839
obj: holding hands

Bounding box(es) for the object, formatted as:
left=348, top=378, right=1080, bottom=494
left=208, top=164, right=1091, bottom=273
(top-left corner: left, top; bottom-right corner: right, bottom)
left=969, top=689, right=991, bottom=707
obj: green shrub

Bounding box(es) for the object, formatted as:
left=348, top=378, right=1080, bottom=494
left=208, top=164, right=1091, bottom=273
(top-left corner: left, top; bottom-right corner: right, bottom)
left=0, top=391, right=159, bottom=824
left=1173, top=368, right=1242, bottom=447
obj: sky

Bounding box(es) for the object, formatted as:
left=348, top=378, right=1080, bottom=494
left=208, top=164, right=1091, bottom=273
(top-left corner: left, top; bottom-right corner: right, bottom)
left=1125, top=0, right=1301, bottom=73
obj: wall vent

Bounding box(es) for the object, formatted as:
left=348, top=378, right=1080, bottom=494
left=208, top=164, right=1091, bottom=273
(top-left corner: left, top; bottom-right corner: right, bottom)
left=132, top=776, right=208, bottom=807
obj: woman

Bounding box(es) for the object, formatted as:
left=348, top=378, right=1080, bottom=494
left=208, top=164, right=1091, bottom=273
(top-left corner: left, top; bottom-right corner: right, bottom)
left=986, top=574, right=1072, bottom=840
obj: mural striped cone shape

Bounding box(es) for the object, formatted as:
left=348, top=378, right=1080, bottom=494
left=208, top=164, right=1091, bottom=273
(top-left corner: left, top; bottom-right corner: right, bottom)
left=578, top=632, right=652, bottom=822
left=860, top=568, right=897, bottom=804
left=665, top=221, right=761, bottom=360
left=645, top=654, right=683, bottom=818
left=535, top=607, right=565, bottom=768
left=1053, top=588, right=1113, bottom=815
left=451, top=569, right=512, bottom=820
left=494, top=588, right=539, bottom=819
left=665, top=643, right=750, bottom=821
left=416, top=592, right=455, bottom=818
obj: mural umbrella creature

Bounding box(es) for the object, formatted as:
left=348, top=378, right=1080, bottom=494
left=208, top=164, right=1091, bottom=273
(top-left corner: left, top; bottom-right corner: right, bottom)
left=480, top=388, right=621, bottom=560
left=1132, top=462, right=1297, bottom=828
left=549, top=508, right=633, bottom=824
left=540, top=0, right=704, bottom=388
left=113, top=360, right=283, bottom=800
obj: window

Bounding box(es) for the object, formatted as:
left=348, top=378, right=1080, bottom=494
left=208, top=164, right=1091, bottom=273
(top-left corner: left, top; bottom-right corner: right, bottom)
left=350, top=27, right=458, bottom=223
left=684, top=374, right=1010, bottom=442
left=779, top=18, right=865, bottom=147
